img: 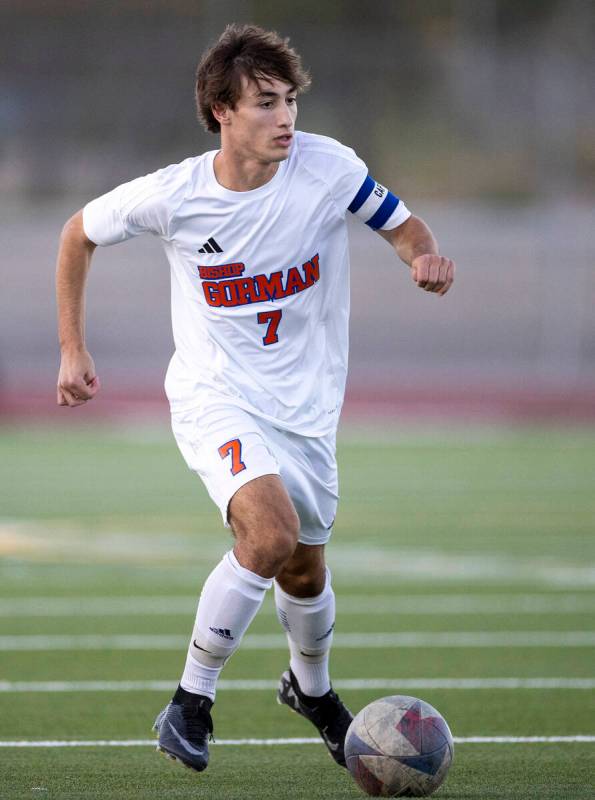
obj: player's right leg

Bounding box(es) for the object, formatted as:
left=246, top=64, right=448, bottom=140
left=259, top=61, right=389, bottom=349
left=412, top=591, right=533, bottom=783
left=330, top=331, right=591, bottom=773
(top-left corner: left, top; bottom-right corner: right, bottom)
left=154, top=405, right=300, bottom=770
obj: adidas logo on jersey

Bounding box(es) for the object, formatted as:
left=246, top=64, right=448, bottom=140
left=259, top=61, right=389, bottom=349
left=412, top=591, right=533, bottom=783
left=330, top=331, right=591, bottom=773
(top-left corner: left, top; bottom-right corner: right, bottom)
left=208, top=626, right=234, bottom=640
left=198, top=237, right=223, bottom=254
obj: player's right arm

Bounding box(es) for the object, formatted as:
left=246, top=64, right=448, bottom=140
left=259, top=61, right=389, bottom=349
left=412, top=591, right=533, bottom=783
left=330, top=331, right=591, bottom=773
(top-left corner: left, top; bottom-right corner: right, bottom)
left=56, top=210, right=100, bottom=407
left=55, top=162, right=188, bottom=407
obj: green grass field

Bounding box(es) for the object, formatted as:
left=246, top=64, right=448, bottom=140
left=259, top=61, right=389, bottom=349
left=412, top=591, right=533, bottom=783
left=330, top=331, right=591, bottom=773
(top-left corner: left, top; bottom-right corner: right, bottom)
left=1, top=422, right=594, bottom=799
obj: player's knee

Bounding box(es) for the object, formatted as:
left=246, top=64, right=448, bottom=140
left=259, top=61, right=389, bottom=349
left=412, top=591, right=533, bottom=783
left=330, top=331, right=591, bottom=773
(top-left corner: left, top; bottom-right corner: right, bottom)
left=276, top=568, right=324, bottom=597
left=276, top=542, right=326, bottom=596
left=239, top=538, right=296, bottom=578
left=233, top=510, right=299, bottom=576
left=276, top=554, right=326, bottom=597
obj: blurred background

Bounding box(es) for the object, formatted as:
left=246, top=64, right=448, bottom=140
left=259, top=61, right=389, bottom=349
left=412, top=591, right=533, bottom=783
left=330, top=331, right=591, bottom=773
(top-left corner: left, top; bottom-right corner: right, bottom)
left=1, top=0, right=594, bottom=422
left=1, top=9, right=594, bottom=791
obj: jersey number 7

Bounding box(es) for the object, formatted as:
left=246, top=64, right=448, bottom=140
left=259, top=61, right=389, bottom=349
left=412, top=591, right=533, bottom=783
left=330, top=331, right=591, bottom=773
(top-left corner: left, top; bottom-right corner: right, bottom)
left=218, top=439, right=246, bottom=476
left=257, top=310, right=282, bottom=346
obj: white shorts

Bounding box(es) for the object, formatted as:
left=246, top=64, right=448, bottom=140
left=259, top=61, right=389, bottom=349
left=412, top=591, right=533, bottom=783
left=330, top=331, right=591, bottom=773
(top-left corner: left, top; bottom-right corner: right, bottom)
left=171, top=401, right=338, bottom=546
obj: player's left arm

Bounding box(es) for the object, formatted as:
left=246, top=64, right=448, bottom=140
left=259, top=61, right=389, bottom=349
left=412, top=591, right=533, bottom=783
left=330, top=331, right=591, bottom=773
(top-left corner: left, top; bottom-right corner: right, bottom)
left=378, top=216, right=455, bottom=296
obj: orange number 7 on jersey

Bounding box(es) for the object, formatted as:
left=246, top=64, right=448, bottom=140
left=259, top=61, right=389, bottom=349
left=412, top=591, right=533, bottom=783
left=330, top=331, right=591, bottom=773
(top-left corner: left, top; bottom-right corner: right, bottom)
left=218, top=439, right=246, bottom=476
left=257, top=309, right=282, bottom=346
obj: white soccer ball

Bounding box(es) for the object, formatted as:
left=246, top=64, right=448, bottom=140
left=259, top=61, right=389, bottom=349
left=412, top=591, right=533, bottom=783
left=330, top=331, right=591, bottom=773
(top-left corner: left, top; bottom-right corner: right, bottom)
left=344, top=695, right=454, bottom=797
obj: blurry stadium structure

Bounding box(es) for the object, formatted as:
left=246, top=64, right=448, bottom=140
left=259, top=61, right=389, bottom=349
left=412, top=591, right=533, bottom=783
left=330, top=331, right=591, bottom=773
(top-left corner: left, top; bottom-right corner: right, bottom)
left=1, top=0, right=594, bottom=422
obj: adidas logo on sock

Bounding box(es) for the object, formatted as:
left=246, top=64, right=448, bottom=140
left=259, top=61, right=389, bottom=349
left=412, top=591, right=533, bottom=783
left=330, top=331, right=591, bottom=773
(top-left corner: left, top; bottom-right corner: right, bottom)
left=277, top=609, right=291, bottom=633
left=209, top=626, right=234, bottom=640
left=198, top=237, right=223, bottom=254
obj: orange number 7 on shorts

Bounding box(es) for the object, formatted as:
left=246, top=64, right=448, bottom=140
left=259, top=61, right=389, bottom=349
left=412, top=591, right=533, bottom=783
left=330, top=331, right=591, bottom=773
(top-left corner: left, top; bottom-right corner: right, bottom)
left=218, top=438, right=247, bottom=476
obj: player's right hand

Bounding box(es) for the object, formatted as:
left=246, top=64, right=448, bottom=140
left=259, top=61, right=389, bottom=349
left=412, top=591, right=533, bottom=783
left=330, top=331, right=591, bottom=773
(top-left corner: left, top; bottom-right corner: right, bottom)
left=57, top=349, right=100, bottom=407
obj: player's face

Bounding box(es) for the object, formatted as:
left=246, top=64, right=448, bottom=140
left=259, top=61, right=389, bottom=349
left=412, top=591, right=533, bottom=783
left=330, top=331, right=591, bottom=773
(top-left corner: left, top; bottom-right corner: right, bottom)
left=225, top=76, right=298, bottom=164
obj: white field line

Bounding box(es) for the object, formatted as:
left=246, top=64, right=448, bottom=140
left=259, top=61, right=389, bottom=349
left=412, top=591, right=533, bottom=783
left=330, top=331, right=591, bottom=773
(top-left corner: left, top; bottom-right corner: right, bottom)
left=1, top=593, right=593, bottom=617
left=0, top=736, right=593, bottom=748
left=1, top=631, right=594, bottom=651
left=0, top=678, right=594, bottom=693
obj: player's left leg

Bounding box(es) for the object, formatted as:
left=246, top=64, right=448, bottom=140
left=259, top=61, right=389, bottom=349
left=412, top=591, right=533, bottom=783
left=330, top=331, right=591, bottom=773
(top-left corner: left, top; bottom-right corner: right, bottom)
left=275, top=543, right=353, bottom=767
left=266, top=422, right=354, bottom=769
left=275, top=543, right=331, bottom=695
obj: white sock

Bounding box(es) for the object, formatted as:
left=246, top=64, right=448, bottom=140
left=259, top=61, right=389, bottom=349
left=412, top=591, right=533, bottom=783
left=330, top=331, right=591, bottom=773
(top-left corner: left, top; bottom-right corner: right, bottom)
left=181, top=550, right=272, bottom=701
left=274, top=567, right=335, bottom=697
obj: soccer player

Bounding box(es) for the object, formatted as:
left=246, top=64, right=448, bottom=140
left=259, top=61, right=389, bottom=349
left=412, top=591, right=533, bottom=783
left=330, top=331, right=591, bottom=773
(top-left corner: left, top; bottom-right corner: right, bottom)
left=56, top=24, right=455, bottom=773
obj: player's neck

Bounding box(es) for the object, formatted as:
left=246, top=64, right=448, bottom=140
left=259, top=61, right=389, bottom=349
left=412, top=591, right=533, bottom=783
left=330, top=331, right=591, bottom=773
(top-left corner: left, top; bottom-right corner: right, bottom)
left=213, top=149, right=279, bottom=192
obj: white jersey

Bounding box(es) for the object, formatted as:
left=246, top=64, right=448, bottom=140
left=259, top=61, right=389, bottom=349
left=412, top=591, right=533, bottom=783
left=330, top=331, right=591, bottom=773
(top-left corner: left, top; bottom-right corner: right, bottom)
left=83, top=131, right=410, bottom=436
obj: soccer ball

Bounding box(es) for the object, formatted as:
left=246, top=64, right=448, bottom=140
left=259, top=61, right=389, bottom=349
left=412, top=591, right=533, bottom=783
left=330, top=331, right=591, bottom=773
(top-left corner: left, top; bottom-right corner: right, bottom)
left=344, top=695, right=454, bottom=797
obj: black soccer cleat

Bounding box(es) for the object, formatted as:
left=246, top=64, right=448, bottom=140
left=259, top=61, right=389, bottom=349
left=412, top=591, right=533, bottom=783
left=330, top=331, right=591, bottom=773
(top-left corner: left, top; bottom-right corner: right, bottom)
left=153, top=685, right=214, bottom=772
left=277, top=668, right=353, bottom=768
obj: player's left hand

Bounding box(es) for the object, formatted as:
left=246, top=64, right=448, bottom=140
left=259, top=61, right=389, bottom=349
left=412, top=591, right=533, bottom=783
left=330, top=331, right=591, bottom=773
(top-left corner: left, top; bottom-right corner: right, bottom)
left=410, top=254, right=455, bottom=296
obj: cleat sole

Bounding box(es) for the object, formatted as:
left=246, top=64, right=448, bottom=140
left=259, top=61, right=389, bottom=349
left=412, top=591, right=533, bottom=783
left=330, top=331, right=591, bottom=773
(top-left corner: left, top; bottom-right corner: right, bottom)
left=157, top=746, right=205, bottom=772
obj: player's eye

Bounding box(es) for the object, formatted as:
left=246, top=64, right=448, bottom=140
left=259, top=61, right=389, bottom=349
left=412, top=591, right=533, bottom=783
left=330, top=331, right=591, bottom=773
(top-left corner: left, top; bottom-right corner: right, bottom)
left=287, top=97, right=297, bottom=105
left=260, top=101, right=273, bottom=109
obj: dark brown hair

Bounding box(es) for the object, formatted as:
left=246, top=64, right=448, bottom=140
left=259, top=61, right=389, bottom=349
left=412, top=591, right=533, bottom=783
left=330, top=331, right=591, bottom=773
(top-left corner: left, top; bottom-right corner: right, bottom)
left=195, top=24, right=311, bottom=134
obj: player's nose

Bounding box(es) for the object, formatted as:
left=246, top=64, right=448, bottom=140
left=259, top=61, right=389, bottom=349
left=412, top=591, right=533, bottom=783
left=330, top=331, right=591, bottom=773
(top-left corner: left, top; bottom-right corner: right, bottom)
left=277, top=105, right=294, bottom=129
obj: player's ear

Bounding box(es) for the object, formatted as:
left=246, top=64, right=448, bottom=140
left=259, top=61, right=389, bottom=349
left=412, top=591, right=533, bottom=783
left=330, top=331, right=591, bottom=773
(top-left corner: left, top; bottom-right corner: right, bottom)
left=212, top=102, right=231, bottom=127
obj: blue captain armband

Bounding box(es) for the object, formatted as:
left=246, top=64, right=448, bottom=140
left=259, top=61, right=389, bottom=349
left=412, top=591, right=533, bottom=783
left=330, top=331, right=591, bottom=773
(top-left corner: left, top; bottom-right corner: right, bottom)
left=348, top=174, right=410, bottom=230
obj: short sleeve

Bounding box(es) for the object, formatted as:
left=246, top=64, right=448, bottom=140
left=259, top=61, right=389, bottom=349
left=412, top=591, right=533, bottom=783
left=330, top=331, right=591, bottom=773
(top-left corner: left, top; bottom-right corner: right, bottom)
left=296, top=133, right=410, bottom=229
left=297, top=133, right=369, bottom=216
left=82, top=162, right=189, bottom=247
left=322, top=142, right=369, bottom=214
